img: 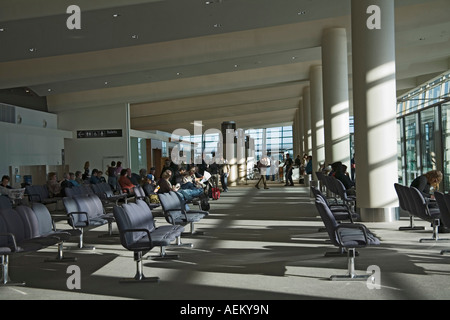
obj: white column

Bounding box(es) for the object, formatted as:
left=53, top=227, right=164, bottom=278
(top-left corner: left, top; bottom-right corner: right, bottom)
left=322, top=28, right=351, bottom=168
left=351, top=0, right=399, bottom=222
left=310, top=65, right=325, bottom=178
left=302, top=86, right=312, bottom=157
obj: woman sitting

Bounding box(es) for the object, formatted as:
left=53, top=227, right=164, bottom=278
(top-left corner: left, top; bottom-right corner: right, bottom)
left=410, top=170, right=443, bottom=200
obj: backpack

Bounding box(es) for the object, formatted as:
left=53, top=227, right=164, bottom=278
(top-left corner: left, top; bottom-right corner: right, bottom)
left=200, top=198, right=210, bottom=211
left=211, top=187, right=220, bottom=200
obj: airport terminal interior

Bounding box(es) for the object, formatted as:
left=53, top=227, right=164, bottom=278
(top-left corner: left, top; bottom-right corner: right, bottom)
left=0, top=0, right=450, bottom=301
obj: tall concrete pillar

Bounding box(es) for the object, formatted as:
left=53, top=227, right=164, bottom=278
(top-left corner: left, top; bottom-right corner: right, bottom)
left=351, top=0, right=399, bottom=222
left=302, top=86, right=312, bottom=157
left=322, top=28, right=351, bottom=168
left=221, top=121, right=238, bottom=186
left=310, top=65, right=325, bottom=178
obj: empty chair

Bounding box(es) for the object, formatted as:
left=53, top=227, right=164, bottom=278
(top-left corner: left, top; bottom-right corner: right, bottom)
left=314, top=196, right=380, bottom=281
left=25, top=185, right=59, bottom=204
left=91, top=182, right=127, bottom=206
left=394, top=183, right=425, bottom=231
left=113, top=201, right=181, bottom=282
left=0, top=196, right=12, bottom=209
left=408, top=187, right=449, bottom=243
left=434, top=192, right=450, bottom=254
left=31, top=202, right=80, bottom=262
left=158, top=191, right=209, bottom=245
left=63, top=194, right=116, bottom=250
left=64, top=185, right=94, bottom=198
left=310, top=186, right=357, bottom=225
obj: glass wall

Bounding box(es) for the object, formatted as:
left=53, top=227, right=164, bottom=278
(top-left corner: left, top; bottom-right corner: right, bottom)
left=397, top=71, right=450, bottom=191
left=441, top=103, right=450, bottom=190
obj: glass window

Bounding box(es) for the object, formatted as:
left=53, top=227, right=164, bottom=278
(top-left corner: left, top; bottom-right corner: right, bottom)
left=420, top=107, right=437, bottom=173
left=442, top=103, right=450, bottom=192
left=404, top=114, right=419, bottom=185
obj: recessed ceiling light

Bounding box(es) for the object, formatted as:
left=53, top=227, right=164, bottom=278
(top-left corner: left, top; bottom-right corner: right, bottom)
left=47, top=88, right=52, bottom=92
left=176, top=72, right=181, bottom=76
left=29, top=48, right=37, bottom=52
left=234, top=64, right=239, bottom=68
left=112, top=14, right=121, bottom=18
left=0, top=28, right=5, bottom=32
left=104, top=81, right=108, bottom=85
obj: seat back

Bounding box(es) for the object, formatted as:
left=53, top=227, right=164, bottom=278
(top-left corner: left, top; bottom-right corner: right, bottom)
left=0, top=214, right=10, bottom=247
left=92, top=182, right=114, bottom=199
left=63, top=196, right=88, bottom=226
left=15, top=205, right=41, bottom=239
left=436, top=192, right=450, bottom=227
left=333, top=178, right=351, bottom=201
left=74, top=194, right=105, bottom=220
left=409, top=187, right=433, bottom=221
left=113, top=204, right=151, bottom=250
left=25, top=185, right=50, bottom=202
left=324, top=175, right=338, bottom=195
left=31, top=202, right=55, bottom=235
left=394, top=183, right=408, bottom=213
left=158, top=191, right=185, bottom=224
left=314, top=196, right=340, bottom=246
left=134, top=185, right=146, bottom=198
left=0, top=208, right=28, bottom=244
left=0, top=196, right=12, bottom=209
left=142, top=183, right=155, bottom=196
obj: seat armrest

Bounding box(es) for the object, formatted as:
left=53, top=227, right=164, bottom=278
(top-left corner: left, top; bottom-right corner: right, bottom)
left=335, top=223, right=369, bottom=246
left=67, top=211, right=90, bottom=228
left=0, top=232, right=18, bottom=252
left=121, top=228, right=152, bottom=249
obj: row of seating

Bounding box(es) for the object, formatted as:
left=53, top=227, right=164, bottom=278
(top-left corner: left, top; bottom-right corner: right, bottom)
left=0, top=203, right=80, bottom=285
left=315, top=172, right=356, bottom=213
left=394, top=183, right=449, bottom=243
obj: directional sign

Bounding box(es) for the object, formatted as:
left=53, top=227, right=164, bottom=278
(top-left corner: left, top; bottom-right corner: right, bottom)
left=76, top=129, right=122, bottom=139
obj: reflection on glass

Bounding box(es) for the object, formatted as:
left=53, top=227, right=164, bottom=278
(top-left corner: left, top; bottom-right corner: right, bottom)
left=420, top=107, right=436, bottom=173
left=442, top=103, right=450, bottom=191
left=405, top=114, right=418, bottom=185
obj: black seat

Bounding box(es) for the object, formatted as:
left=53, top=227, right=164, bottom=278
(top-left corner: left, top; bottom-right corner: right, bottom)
left=394, top=183, right=425, bottom=231
left=31, top=202, right=81, bottom=262
left=310, top=186, right=357, bottom=224
left=158, top=191, right=209, bottom=246
left=63, top=194, right=116, bottom=250
left=434, top=192, right=450, bottom=254
left=90, top=182, right=127, bottom=206
left=408, top=187, right=449, bottom=243
left=25, top=185, right=59, bottom=205
left=333, top=178, right=356, bottom=213
left=314, top=196, right=380, bottom=281
left=0, top=196, right=12, bottom=209
left=113, top=200, right=182, bottom=282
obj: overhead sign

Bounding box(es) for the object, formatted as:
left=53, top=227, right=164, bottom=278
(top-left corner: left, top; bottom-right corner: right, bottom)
left=77, top=129, right=122, bottom=139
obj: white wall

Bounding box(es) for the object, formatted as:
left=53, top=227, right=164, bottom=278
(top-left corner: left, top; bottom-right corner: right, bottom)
left=0, top=105, right=71, bottom=177
left=57, top=103, right=130, bottom=174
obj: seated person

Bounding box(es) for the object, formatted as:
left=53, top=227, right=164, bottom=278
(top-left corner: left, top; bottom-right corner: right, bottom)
left=60, top=172, right=74, bottom=196
left=68, top=172, right=81, bottom=187
left=119, top=168, right=136, bottom=194
left=47, top=172, right=62, bottom=198
left=89, top=169, right=102, bottom=184
left=147, top=167, right=157, bottom=183
left=75, top=171, right=84, bottom=185
left=157, top=170, right=180, bottom=194
left=97, top=170, right=107, bottom=183
left=179, top=172, right=205, bottom=202
left=333, top=162, right=356, bottom=196
left=0, top=175, right=12, bottom=195
left=411, top=170, right=443, bottom=200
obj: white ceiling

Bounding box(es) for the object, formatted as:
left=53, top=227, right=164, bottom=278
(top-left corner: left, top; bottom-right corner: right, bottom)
left=0, top=0, right=449, bottom=134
